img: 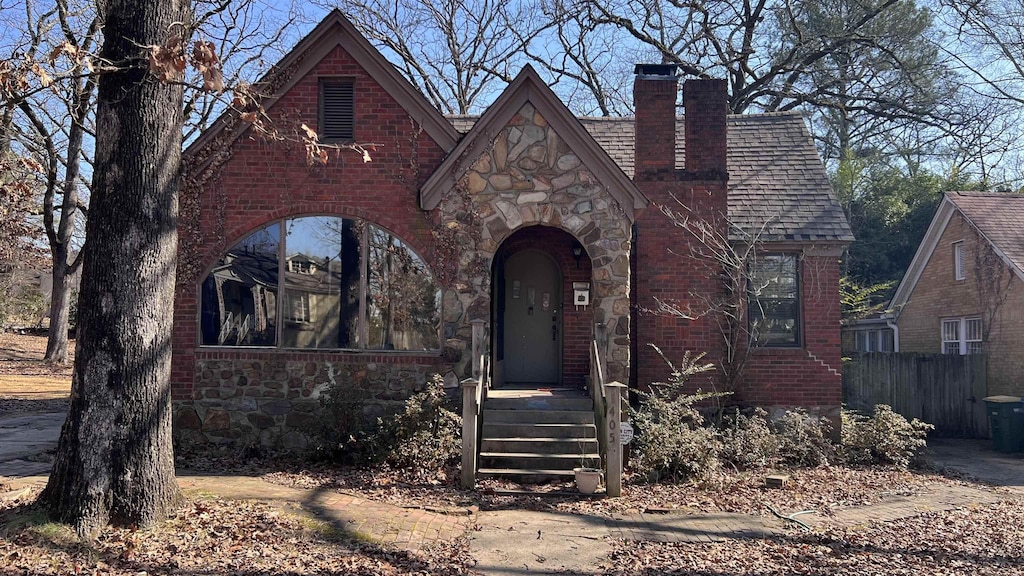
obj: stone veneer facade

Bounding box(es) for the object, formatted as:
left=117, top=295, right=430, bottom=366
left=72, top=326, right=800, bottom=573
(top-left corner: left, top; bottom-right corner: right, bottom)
left=175, top=356, right=439, bottom=450
left=438, top=102, right=634, bottom=385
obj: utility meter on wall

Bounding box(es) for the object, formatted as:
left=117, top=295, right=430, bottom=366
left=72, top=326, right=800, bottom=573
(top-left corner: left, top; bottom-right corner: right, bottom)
left=573, top=282, right=590, bottom=309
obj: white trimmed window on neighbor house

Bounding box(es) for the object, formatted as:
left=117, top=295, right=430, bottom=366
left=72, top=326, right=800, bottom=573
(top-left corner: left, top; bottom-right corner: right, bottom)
left=953, top=240, right=966, bottom=281
left=941, top=316, right=982, bottom=355
left=854, top=328, right=895, bottom=353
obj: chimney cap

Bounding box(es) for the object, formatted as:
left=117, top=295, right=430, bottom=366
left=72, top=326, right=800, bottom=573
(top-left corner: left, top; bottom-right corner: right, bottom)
left=634, top=63, right=679, bottom=79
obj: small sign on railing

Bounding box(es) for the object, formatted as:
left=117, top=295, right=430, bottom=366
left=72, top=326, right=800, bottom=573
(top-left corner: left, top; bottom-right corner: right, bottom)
left=619, top=422, right=634, bottom=445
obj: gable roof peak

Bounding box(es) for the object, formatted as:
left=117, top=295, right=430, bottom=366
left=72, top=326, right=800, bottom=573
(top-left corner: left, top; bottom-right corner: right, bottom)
left=185, top=9, right=458, bottom=166
left=891, top=191, right=1024, bottom=310
left=420, top=64, right=647, bottom=218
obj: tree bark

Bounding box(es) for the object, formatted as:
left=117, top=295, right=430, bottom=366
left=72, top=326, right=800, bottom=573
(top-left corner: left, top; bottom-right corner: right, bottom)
left=44, top=256, right=73, bottom=364
left=40, top=0, right=188, bottom=537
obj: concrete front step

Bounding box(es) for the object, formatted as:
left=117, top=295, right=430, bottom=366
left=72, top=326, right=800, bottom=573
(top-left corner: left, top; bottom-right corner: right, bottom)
left=483, top=409, right=595, bottom=424
left=481, top=437, right=599, bottom=454
left=477, top=467, right=576, bottom=479
left=480, top=452, right=600, bottom=471
left=484, top=397, right=594, bottom=411
left=482, top=422, right=598, bottom=439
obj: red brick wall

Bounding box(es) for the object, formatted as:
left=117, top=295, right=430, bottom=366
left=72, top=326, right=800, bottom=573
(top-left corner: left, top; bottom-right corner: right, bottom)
left=495, top=226, right=593, bottom=388
left=683, top=79, right=728, bottom=177
left=633, top=76, right=677, bottom=178
left=741, top=254, right=842, bottom=406
left=631, top=76, right=841, bottom=410
left=633, top=180, right=728, bottom=389
left=173, top=45, right=450, bottom=402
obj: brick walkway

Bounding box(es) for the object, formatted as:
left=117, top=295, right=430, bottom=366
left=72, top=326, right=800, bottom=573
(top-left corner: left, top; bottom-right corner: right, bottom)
left=175, top=474, right=472, bottom=552
left=808, top=484, right=1009, bottom=529
left=307, top=490, right=470, bottom=549
left=606, top=511, right=778, bottom=542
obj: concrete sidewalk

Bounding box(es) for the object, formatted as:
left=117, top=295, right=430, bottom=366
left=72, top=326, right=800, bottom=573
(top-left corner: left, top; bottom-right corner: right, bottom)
left=0, top=411, right=64, bottom=463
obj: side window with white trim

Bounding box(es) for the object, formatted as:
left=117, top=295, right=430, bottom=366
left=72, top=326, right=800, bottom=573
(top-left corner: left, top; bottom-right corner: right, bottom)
left=953, top=241, right=966, bottom=281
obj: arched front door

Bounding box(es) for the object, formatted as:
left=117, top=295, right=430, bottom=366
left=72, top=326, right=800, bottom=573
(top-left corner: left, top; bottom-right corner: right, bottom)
left=501, top=249, right=561, bottom=385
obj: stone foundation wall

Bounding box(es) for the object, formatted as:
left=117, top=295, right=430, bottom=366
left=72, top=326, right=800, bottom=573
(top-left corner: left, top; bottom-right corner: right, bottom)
left=173, top=356, right=447, bottom=451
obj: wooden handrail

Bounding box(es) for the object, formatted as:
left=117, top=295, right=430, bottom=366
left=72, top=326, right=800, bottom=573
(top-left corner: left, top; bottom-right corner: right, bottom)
left=462, top=322, right=489, bottom=489
left=591, top=323, right=624, bottom=497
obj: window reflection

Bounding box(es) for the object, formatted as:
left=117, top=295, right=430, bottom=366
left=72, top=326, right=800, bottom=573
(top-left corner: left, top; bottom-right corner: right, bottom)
left=748, top=254, right=800, bottom=347
left=281, top=217, right=362, bottom=349
left=200, top=223, right=279, bottom=346
left=199, top=217, right=440, bottom=351
left=367, top=226, right=441, bottom=351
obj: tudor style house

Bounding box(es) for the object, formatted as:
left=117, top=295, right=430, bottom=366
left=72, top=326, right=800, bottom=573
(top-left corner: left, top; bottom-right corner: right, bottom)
left=890, top=191, right=1024, bottom=397
left=171, top=10, right=852, bottom=457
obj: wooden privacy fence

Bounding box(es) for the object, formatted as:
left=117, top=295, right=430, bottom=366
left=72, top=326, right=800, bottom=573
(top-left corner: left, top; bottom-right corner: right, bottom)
left=842, top=353, right=989, bottom=438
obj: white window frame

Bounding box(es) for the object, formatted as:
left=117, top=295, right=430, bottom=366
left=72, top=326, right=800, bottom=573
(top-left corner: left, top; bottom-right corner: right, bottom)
left=854, top=328, right=895, bottom=353
left=941, top=316, right=982, bottom=355
left=285, top=292, right=310, bottom=323
left=953, top=241, right=966, bottom=281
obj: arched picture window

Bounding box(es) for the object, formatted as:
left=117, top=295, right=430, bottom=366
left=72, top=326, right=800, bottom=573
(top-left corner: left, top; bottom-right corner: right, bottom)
left=200, top=217, right=440, bottom=351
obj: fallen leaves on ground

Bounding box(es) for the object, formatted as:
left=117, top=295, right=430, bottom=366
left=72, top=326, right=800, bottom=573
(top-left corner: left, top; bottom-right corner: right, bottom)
left=178, top=449, right=999, bottom=531
left=599, top=500, right=1024, bottom=575
left=0, top=332, right=72, bottom=415
left=0, top=491, right=473, bottom=575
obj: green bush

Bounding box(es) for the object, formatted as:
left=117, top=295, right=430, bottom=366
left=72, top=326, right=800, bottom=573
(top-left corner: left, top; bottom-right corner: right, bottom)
left=315, top=374, right=461, bottom=481
left=775, top=409, right=835, bottom=467
left=841, top=404, right=933, bottom=468
left=629, top=346, right=724, bottom=482
left=718, top=407, right=780, bottom=470
left=315, top=384, right=377, bottom=465
left=374, top=374, right=462, bottom=480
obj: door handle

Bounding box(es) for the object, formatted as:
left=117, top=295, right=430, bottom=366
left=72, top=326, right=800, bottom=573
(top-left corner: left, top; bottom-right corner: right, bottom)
left=552, top=324, right=557, bottom=341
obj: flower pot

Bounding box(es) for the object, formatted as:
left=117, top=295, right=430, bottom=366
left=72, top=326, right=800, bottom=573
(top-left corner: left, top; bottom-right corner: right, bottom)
left=574, top=467, right=602, bottom=494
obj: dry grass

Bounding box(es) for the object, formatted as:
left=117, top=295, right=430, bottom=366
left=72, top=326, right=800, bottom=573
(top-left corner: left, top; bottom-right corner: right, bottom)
left=0, top=332, right=71, bottom=414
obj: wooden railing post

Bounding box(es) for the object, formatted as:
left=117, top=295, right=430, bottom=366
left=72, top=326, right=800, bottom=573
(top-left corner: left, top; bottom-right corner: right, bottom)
left=605, top=381, right=627, bottom=497
left=461, top=377, right=480, bottom=489
left=471, top=319, right=486, bottom=378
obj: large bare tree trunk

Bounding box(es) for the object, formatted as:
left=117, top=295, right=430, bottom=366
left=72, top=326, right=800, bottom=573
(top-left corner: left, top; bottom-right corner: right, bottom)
left=40, top=0, right=188, bottom=537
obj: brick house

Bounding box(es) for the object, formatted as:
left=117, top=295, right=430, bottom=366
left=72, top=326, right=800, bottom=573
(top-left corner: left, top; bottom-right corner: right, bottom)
left=171, top=11, right=852, bottom=451
left=891, top=191, right=1024, bottom=396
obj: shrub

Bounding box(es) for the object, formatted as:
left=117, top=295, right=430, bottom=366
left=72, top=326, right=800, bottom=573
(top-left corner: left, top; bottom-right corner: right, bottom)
left=375, top=374, right=462, bottom=481
left=315, top=375, right=462, bottom=481
left=315, top=383, right=377, bottom=465
left=629, top=346, right=725, bottom=482
left=841, top=404, right=933, bottom=468
left=718, top=407, right=780, bottom=470
left=775, top=409, right=835, bottom=467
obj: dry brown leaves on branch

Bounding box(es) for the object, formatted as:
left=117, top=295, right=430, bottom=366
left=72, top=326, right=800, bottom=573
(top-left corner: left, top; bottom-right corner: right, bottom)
left=146, top=35, right=187, bottom=84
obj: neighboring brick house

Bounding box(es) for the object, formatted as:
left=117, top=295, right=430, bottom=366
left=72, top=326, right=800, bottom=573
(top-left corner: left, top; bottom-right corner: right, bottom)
left=891, top=191, right=1024, bottom=396
left=172, top=11, right=852, bottom=449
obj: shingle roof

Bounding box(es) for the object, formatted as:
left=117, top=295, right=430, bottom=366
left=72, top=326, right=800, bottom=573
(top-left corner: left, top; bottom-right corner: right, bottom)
left=947, top=191, right=1024, bottom=275
left=448, top=112, right=853, bottom=242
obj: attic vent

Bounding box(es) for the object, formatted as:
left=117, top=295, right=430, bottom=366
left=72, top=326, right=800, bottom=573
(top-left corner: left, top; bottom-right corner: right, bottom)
left=319, top=79, right=354, bottom=141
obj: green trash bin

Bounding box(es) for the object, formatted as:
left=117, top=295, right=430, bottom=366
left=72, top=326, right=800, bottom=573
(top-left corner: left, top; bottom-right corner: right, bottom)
left=984, top=396, right=1024, bottom=452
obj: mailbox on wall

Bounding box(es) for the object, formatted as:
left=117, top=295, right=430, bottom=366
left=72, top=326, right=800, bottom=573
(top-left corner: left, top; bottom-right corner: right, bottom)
left=573, top=282, right=590, bottom=309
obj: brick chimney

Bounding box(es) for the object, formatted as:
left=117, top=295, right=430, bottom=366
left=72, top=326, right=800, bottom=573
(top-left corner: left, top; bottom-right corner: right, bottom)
left=682, top=79, right=727, bottom=177
left=633, top=63, right=679, bottom=180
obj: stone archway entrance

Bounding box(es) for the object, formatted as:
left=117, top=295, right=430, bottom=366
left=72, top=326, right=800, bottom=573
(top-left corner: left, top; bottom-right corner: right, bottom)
left=490, top=226, right=593, bottom=389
